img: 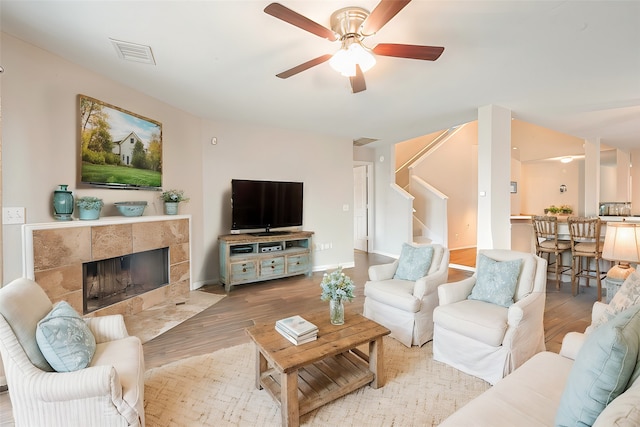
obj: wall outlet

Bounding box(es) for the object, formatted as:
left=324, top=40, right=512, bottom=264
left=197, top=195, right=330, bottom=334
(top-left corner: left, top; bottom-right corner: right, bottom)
left=3, top=207, right=26, bottom=225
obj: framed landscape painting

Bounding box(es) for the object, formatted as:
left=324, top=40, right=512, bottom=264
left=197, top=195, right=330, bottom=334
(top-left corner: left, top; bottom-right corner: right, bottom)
left=79, top=94, right=162, bottom=190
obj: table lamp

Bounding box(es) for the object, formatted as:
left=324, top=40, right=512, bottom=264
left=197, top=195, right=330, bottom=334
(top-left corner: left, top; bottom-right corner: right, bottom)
left=602, top=222, right=640, bottom=280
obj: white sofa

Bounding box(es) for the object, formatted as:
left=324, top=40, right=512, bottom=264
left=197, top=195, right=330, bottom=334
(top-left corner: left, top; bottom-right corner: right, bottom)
left=0, top=278, right=145, bottom=427
left=439, top=301, right=640, bottom=426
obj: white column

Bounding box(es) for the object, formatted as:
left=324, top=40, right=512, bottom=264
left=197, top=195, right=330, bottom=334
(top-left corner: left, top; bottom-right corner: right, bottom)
left=477, top=105, right=512, bottom=250
left=584, top=138, right=601, bottom=217
left=616, top=150, right=631, bottom=202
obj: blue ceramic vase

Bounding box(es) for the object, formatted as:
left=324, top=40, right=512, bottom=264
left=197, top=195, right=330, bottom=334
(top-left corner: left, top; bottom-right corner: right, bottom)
left=53, top=185, right=74, bottom=221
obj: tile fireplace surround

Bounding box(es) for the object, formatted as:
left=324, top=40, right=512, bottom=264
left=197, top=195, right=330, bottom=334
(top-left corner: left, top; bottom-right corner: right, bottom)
left=22, top=215, right=191, bottom=318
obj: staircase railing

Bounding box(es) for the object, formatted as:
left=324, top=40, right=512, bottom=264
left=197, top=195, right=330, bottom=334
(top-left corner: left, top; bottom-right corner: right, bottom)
left=396, top=126, right=462, bottom=189
left=410, top=176, right=448, bottom=246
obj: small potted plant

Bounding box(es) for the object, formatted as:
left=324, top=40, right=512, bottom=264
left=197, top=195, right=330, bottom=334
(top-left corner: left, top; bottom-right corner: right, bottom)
left=560, top=205, right=573, bottom=215
left=545, top=205, right=560, bottom=215
left=160, top=189, right=189, bottom=215
left=76, top=196, right=104, bottom=220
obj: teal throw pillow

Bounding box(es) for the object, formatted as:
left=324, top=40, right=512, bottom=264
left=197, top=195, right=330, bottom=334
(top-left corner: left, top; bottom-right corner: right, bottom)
left=555, top=304, right=640, bottom=427
left=393, top=244, right=434, bottom=281
left=36, top=301, right=96, bottom=372
left=468, top=254, right=521, bottom=307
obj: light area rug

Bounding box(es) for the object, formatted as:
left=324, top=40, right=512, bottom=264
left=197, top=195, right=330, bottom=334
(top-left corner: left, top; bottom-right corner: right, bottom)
left=144, top=337, right=491, bottom=426
left=125, top=290, right=225, bottom=343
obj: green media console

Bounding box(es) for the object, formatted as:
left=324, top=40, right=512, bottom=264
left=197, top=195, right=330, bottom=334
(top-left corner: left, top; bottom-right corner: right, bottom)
left=218, top=231, right=314, bottom=292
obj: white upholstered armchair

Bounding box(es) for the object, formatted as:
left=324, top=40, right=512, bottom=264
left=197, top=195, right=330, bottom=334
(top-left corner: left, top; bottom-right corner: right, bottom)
left=433, top=249, right=547, bottom=385
left=0, top=278, right=145, bottom=426
left=363, top=243, right=449, bottom=347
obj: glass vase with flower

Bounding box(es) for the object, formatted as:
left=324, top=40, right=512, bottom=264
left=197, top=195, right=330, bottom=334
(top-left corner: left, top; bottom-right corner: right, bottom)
left=320, top=267, right=355, bottom=325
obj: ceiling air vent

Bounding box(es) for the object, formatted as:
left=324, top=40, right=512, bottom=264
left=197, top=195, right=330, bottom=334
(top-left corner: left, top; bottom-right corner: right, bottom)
left=353, top=137, right=378, bottom=147
left=110, top=38, right=156, bottom=65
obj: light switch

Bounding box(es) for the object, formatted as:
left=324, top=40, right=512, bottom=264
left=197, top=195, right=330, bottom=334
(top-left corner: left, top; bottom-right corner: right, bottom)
left=3, top=207, right=25, bottom=224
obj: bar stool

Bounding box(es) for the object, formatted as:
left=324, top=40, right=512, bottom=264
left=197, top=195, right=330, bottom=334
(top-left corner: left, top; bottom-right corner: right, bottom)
left=567, top=216, right=605, bottom=300
left=532, top=215, right=571, bottom=289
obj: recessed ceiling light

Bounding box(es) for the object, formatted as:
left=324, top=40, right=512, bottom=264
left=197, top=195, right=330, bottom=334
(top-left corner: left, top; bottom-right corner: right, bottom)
left=110, top=38, right=156, bottom=65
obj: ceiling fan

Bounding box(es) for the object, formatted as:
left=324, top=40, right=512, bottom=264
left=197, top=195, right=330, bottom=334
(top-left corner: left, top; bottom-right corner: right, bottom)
left=264, top=0, right=444, bottom=94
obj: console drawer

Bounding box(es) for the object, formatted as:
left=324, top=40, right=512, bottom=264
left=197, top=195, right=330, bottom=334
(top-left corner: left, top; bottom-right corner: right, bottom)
left=260, top=257, right=285, bottom=277
left=287, top=254, right=310, bottom=275
left=230, top=261, right=257, bottom=282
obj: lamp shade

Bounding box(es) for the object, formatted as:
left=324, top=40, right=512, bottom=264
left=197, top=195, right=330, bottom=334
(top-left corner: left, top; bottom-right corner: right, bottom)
left=602, top=222, right=640, bottom=264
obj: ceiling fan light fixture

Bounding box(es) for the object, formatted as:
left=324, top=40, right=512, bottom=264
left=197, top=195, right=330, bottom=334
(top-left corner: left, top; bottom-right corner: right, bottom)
left=329, top=47, right=355, bottom=76
left=350, top=42, right=376, bottom=72
left=329, top=39, right=376, bottom=77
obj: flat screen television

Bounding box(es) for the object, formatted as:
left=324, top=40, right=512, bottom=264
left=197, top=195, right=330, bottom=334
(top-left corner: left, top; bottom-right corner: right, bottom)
left=231, top=179, right=303, bottom=234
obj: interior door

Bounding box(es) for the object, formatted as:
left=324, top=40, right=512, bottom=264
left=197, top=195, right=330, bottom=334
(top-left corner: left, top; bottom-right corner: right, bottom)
left=353, top=165, right=368, bottom=251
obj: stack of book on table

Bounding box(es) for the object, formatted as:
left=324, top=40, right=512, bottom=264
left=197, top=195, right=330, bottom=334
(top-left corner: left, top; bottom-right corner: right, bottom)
left=275, top=315, right=318, bottom=345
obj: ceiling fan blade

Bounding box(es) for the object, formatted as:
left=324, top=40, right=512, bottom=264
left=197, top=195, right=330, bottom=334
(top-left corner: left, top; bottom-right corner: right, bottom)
left=264, top=3, right=338, bottom=41
left=349, top=65, right=367, bottom=93
left=361, top=0, right=411, bottom=36
left=373, top=43, right=444, bottom=61
left=276, top=54, right=333, bottom=79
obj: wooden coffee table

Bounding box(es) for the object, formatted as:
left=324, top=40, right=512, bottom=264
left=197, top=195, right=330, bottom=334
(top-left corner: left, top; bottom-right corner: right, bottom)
left=246, top=311, right=390, bottom=427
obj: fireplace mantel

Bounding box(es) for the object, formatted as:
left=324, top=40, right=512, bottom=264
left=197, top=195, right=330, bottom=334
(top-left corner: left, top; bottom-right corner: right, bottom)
left=22, top=215, right=191, bottom=317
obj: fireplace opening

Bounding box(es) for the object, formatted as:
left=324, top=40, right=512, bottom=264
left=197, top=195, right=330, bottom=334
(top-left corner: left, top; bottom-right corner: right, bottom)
left=83, top=247, right=169, bottom=314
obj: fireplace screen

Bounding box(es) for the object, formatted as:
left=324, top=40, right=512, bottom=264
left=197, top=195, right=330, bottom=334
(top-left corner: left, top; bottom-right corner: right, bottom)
left=83, top=248, right=169, bottom=314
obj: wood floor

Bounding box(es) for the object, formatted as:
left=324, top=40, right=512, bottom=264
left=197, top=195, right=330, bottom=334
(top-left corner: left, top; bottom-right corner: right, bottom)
left=143, top=248, right=595, bottom=369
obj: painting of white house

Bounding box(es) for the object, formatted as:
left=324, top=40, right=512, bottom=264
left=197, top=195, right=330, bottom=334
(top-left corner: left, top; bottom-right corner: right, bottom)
left=80, top=94, right=162, bottom=189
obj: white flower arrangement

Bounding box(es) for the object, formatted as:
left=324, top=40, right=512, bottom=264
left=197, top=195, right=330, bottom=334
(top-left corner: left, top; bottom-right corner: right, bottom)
left=320, top=267, right=355, bottom=302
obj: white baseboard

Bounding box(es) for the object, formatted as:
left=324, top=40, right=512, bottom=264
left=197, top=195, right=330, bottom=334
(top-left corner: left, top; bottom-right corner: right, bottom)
left=449, top=263, right=476, bottom=272
left=191, top=279, right=218, bottom=290
left=312, top=261, right=356, bottom=272
left=370, top=249, right=400, bottom=259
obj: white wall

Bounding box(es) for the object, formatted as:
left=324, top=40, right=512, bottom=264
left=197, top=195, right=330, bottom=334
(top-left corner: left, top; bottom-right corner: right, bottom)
left=199, top=119, right=355, bottom=279
left=1, top=32, right=354, bottom=285
left=521, top=160, right=581, bottom=215
left=371, top=144, right=401, bottom=256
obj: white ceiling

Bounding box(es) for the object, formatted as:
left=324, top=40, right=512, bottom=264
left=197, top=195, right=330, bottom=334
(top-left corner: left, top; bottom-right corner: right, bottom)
left=2, top=0, right=639, bottom=153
